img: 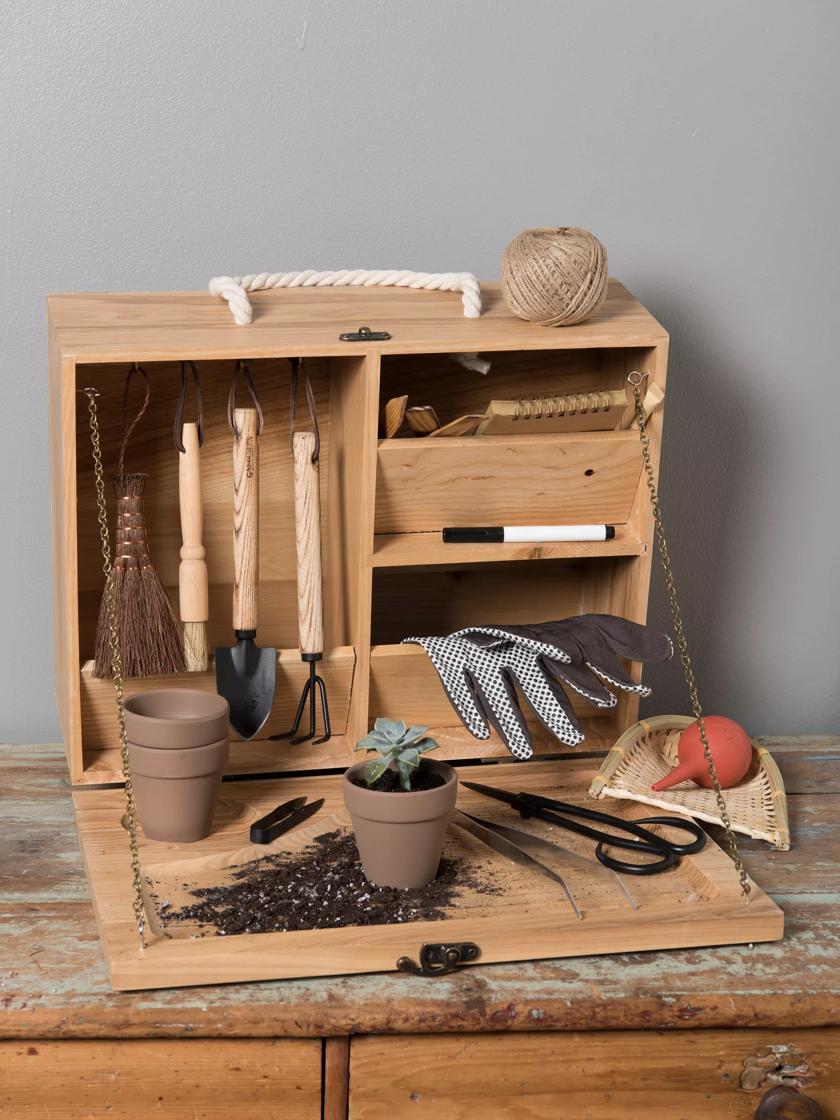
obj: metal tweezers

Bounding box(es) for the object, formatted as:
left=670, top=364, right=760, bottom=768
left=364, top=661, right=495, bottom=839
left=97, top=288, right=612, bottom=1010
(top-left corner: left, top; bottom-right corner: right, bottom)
left=452, top=808, right=640, bottom=920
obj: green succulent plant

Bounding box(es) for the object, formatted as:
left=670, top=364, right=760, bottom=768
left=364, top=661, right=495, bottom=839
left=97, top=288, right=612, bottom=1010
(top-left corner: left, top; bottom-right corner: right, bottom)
left=355, top=718, right=440, bottom=791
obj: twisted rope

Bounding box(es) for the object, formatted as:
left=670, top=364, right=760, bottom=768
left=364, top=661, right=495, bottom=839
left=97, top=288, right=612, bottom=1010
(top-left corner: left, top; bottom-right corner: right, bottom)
left=209, top=269, right=482, bottom=324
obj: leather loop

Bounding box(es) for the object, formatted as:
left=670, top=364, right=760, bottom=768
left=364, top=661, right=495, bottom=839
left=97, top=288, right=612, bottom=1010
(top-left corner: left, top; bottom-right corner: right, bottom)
left=289, top=357, right=320, bottom=463
left=227, top=359, right=264, bottom=436
left=173, top=360, right=204, bottom=452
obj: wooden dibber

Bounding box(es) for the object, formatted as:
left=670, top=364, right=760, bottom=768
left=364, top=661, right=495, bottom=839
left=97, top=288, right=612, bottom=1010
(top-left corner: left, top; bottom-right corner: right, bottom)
left=178, top=422, right=209, bottom=671
left=272, top=430, right=331, bottom=744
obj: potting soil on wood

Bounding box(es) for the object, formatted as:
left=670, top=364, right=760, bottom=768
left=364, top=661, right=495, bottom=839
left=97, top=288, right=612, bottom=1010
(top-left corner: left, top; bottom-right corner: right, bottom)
left=146, top=828, right=502, bottom=937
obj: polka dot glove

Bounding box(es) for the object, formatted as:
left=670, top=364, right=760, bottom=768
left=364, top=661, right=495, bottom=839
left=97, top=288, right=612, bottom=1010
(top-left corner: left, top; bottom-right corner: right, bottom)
left=401, top=630, right=585, bottom=761
left=403, top=616, right=673, bottom=762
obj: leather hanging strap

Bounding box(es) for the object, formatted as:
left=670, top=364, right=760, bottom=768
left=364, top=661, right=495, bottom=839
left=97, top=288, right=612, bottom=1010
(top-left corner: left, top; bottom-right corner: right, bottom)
left=173, top=360, right=204, bottom=452
left=117, top=363, right=151, bottom=477
left=227, top=359, right=264, bottom=436
left=289, top=357, right=320, bottom=463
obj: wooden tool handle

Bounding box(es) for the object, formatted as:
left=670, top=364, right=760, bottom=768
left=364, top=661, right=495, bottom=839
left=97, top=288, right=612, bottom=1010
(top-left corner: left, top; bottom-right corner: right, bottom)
left=232, top=408, right=259, bottom=632
left=292, top=432, right=324, bottom=655
left=405, top=405, right=440, bottom=434
left=178, top=422, right=208, bottom=624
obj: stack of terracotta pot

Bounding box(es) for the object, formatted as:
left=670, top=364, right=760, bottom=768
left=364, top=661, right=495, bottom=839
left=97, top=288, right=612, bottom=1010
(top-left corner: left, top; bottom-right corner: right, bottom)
left=124, top=690, right=229, bottom=842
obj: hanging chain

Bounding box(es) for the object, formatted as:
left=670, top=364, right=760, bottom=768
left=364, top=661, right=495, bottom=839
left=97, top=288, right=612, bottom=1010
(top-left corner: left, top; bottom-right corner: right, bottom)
left=628, top=372, right=751, bottom=901
left=82, top=388, right=147, bottom=946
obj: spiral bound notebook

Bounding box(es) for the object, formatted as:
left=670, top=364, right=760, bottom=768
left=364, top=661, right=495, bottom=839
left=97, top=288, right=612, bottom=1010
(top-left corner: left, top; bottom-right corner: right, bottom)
left=476, top=389, right=630, bottom=434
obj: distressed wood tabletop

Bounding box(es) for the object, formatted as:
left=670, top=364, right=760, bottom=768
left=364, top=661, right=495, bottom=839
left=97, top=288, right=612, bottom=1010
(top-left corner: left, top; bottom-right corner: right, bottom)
left=1, top=740, right=837, bottom=1039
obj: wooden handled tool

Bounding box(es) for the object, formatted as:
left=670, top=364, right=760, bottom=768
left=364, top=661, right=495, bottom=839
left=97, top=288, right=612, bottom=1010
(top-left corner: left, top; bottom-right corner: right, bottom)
left=178, top=422, right=209, bottom=671
left=232, top=407, right=259, bottom=632
left=293, top=432, right=324, bottom=656
left=271, top=358, right=331, bottom=746
left=380, top=394, right=409, bottom=439
left=406, top=405, right=440, bottom=434
left=215, top=407, right=276, bottom=740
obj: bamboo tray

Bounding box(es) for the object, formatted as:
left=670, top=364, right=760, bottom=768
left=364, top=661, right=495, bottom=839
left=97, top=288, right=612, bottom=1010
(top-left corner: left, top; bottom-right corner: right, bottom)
left=73, top=758, right=784, bottom=991
left=589, top=716, right=791, bottom=850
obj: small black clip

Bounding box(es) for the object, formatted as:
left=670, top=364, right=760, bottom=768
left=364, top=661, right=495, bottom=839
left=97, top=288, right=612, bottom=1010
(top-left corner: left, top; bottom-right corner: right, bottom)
left=339, top=325, right=392, bottom=342
left=396, top=942, right=480, bottom=977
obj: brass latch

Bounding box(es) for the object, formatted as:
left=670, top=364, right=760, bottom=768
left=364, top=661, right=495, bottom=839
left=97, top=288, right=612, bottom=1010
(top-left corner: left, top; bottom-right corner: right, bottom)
left=396, top=942, right=480, bottom=977
left=339, top=325, right=392, bottom=342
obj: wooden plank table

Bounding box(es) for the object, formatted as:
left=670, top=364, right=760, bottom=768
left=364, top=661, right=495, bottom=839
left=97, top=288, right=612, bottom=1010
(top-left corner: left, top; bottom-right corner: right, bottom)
left=2, top=739, right=838, bottom=1118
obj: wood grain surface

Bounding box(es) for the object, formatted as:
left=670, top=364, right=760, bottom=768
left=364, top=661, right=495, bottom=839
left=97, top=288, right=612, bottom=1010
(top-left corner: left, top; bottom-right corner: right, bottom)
left=72, top=758, right=781, bottom=991
left=0, top=738, right=836, bottom=1037
left=0, top=1039, right=321, bottom=1119
left=47, top=280, right=667, bottom=361
left=348, top=1030, right=840, bottom=1119
left=374, top=430, right=643, bottom=534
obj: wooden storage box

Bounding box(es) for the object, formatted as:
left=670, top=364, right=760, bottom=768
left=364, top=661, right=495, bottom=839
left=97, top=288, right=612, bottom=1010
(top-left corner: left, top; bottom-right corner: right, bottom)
left=48, top=281, right=785, bottom=991
left=49, top=280, right=667, bottom=784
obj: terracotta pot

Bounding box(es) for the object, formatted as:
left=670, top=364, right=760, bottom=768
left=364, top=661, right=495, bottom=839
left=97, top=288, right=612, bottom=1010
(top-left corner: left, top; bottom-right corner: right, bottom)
left=124, top=689, right=229, bottom=749
left=127, top=736, right=229, bottom=843
left=342, top=759, right=458, bottom=888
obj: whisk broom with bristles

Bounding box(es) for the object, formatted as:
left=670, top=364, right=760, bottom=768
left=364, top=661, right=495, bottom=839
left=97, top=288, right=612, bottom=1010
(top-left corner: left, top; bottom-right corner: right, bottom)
left=93, top=364, right=185, bottom=679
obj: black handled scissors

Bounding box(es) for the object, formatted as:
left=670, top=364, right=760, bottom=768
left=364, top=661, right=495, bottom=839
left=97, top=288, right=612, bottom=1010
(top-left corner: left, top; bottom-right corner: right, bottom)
left=249, top=796, right=324, bottom=845
left=462, top=781, right=705, bottom=875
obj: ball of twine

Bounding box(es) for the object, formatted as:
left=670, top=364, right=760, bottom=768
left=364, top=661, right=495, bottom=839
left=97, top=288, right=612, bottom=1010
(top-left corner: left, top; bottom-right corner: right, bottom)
left=501, top=227, right=609, bottom=326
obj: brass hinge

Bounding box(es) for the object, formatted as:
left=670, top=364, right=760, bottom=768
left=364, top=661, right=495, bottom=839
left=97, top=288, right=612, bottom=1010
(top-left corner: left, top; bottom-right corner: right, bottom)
left=396, top=942, right=480, bottom=977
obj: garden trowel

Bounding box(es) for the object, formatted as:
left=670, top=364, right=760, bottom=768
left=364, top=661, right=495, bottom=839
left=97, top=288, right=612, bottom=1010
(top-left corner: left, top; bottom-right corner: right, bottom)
left=215, top=407, right=276, bottom=739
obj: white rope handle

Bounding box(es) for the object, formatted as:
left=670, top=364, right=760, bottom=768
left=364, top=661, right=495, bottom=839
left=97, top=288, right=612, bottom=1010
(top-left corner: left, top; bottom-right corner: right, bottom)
left=209, top=269, right=482, bottom=324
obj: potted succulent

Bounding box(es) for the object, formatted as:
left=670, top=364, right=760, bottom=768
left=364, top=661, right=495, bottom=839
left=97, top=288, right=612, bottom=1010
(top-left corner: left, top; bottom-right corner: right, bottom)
left=343, top=718, right=458, bottom=889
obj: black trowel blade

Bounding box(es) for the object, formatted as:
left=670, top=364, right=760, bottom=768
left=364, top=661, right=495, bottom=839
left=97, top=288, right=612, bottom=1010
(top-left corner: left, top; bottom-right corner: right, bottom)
left=215, top=638, right=276, bottom=740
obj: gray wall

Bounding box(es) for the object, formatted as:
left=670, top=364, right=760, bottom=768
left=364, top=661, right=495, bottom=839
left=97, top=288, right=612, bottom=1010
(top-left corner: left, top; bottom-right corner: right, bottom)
left=2, top=1, right=838, bottom=741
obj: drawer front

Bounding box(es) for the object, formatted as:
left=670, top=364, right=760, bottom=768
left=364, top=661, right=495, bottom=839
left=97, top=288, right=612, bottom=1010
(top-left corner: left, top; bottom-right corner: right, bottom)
left=349, top=1030, right=840, bottom=1119
left=0, top=1039, right=321, bottom=1119
left=374, top=432, right=643, bottom=534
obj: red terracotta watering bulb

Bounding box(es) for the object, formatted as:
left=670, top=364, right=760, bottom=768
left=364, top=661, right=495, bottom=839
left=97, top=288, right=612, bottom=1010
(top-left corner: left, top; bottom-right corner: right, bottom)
left=652, top=716, right=753, bottom=791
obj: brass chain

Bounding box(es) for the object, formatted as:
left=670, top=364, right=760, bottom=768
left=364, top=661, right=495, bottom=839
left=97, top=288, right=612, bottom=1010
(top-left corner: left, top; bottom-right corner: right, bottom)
left=82, top=388, right=147, bottom=946
left=629, top=373, right=751, bottom=901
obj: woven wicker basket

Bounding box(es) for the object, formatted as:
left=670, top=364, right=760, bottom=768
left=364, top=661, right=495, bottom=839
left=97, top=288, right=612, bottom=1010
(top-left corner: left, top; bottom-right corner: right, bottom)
left=588, top=715, right=790, bottom=850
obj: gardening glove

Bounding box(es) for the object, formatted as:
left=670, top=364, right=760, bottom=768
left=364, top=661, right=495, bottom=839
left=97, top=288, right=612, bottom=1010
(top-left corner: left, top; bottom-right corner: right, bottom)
left=401, top=631, right=585, bottom=761
left=454, top=615, right=673, bottom=709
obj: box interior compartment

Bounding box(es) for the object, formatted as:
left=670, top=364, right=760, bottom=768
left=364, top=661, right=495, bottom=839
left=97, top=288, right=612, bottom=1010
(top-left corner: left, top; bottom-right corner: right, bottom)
left=378, top=347, right=645, bottom=430
left=373, top=347, right=653, bottom=564
left=369, top=557, right=641, bottom=755
left=73, top=355, right=370, bottom=782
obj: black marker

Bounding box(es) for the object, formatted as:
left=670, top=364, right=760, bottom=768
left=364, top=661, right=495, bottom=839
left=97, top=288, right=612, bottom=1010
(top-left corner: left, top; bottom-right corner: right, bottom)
left=443, top=525, right=616, bottom=544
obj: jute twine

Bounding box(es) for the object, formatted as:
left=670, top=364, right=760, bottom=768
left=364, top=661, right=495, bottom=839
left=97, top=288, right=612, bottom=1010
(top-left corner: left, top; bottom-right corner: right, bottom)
left=501, top=227, right=609, bottom=326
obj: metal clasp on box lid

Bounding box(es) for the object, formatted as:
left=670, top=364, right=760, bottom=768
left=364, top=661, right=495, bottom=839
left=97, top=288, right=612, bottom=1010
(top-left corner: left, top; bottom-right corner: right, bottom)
left=339, top=325, right=392, bottom=341
left=396, top=942, right=480, bottom=977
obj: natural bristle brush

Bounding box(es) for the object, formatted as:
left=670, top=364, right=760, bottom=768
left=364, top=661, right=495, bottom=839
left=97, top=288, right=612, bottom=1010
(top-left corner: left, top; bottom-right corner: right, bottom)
left=94, top=363, right=185, bottom=679
left=271, top=358, right=331, bottom=745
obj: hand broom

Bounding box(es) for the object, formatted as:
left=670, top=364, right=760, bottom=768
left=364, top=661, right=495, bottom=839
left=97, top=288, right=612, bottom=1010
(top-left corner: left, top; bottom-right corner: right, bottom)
left=175, top=362, right=209, bottom=671
left=178, top=421, right=209, bottom=671
left=93, top=364, right=185, bottom=678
